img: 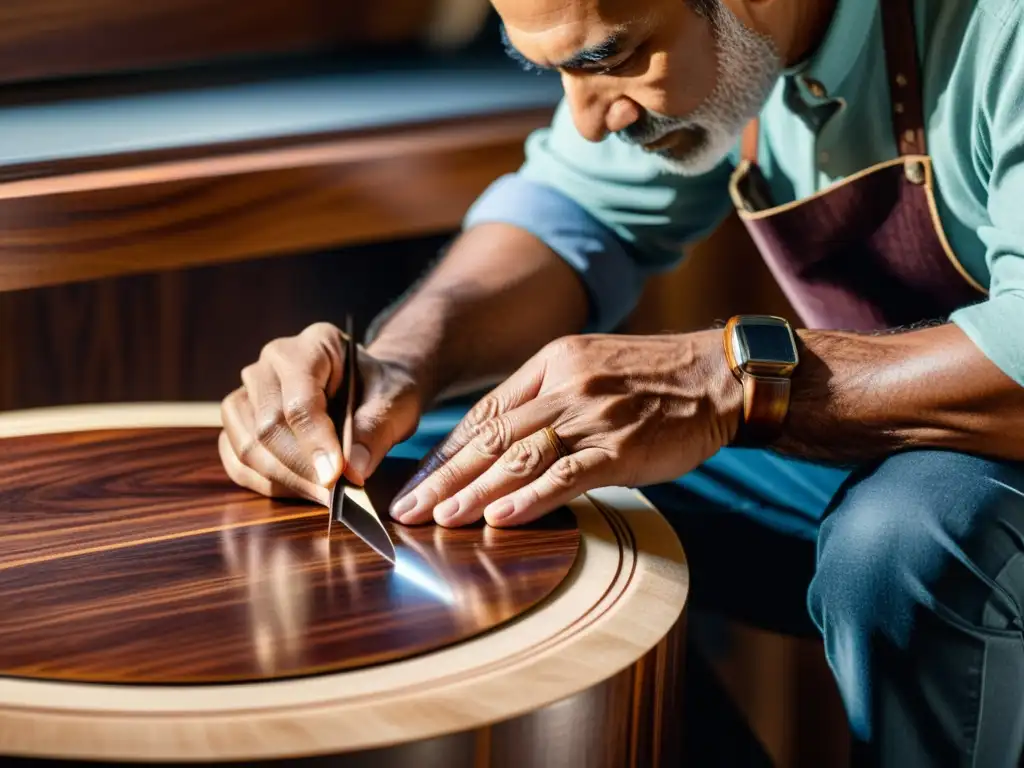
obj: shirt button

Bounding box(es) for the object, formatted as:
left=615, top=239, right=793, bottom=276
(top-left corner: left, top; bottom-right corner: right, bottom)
left=905, top=160, right=926, bottom=185
left=819, top=151, right=830, bottom=164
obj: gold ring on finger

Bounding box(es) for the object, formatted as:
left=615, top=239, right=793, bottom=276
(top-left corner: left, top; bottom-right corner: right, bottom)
left=543, top=426, right=569, bottom=460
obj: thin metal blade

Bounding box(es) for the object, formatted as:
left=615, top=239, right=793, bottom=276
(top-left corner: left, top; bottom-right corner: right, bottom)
left=326, top=313, right=357, bottom=537
left=329, top=481, right=397, bottom=564
left=323, top=312, right=395, bottom=565
left=341, top=312, right=357, bottom=470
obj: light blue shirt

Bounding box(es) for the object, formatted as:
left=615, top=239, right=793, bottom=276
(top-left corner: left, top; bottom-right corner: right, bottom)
left=462, top=0, right=1024, bottom=386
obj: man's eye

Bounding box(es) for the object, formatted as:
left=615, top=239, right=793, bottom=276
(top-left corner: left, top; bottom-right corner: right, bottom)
left=594, top=52, right=639, bottom=76
left=599, top=59, right=629, bottom=74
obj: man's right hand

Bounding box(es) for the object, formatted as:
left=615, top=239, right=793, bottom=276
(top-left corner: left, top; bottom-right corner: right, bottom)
left=218, top=322, right=424, bottom=506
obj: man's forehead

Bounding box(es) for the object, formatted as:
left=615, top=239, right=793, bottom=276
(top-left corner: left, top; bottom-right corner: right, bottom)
left=494, top=0, right=638, bottom=60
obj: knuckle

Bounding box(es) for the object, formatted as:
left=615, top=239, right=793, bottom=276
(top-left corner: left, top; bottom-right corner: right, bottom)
left=472, top=415, right=514, bottom=458
left=449, top=395, right=502, bottom=448
left=283, top=392, right=324, bottom=432
left=304, top=321, right=342, bottom=341
left=254, top=409, right=285, bottom=444
left=502, top=439, right=544, bottom=477
left=239, top=363, right=260, bottom=389
left=467, top=394, right=502, bottom=428
left=236, top=434, right=259, bottom=464
left=549, top=455, right=584, bottom=489
left=303, top=322, right=346, bottom=359
left=258, top=337, right=288, bottom=363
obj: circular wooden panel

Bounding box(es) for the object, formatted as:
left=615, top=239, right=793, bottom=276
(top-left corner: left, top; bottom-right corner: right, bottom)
left=0, top=404, right=689, bottom=764
left=0, top=424, right=579, bottom=685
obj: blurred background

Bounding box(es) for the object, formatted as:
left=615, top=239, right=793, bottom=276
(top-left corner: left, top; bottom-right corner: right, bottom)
left=0, top=2, right=843, bottom=765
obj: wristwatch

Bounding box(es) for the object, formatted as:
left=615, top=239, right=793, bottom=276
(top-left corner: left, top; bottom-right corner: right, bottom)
left=722, top=315, right=800, bottom=444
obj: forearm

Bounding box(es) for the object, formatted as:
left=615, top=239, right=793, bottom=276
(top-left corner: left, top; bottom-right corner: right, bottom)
left=366, top=222, right=589, bottom=405
left=773, top=323, right=1024, bottom=464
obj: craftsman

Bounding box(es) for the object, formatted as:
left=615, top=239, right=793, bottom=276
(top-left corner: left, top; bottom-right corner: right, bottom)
left=218, top=0, right=1024, bottom=764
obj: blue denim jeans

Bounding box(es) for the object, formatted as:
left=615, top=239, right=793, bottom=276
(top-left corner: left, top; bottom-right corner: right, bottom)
left=393, top=402, right=1024, bottom=767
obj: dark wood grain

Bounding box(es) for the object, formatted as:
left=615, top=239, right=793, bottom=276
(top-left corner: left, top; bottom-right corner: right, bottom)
left=0, top=234, right=445, bottom=411
left=0, top=426, right=580, bottom=684
left=0, top=108, right=551, bottom=293
left=0, top=0, right=434, bottom=86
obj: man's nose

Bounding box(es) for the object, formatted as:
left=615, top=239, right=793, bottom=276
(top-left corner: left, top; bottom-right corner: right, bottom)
left=563, top=75, right=640, bottom=142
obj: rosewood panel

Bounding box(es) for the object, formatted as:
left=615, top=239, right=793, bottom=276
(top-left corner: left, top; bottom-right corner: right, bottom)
left=0, top=233, right=445, bottom=410
left=0, top=109, right=551, bottom=293
left=0, top=405, right=689, bottom=767
left=0, top=426, right=579, bottom=684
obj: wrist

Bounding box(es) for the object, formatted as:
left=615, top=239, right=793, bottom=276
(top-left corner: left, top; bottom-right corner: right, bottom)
left=722, top=315, right=801, bottom=446
left=690, top=329, right=745, bottom=446
left=366, top=336, right=444, bottom=411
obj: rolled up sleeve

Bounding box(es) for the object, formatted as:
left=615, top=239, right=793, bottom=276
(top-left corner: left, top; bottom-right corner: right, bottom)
left=463, top=99, right=735, bottom=332
left=464, top=172, right=646, bottom=331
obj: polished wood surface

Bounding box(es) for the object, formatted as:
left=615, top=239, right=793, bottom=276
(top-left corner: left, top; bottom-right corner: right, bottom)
left=0, top=425, right=579, bottom=684
left=0, top=108, right=551, bottom=293
left=0, top=0, right=433, bottom=86
left=0, top=404, right=689, bottom=764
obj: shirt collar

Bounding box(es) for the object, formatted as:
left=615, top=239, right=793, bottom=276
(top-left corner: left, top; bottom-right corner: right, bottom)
left=782, top=0, right=880, bottom=98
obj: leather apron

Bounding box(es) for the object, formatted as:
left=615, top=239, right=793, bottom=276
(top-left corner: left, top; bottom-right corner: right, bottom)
left=728, top=0, right=987, bottom=332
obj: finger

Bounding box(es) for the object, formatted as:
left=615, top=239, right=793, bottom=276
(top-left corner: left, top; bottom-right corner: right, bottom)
left=400, top=359, right=548, bottom=497
left=433, top=426, right=564, bottom=527
left=388, top=364, right=549, bottom=520
left=273, top=331, right=347, bottom=486
left=240, top=359, right=317, bottom=486
left=221, top=388, right=328, bottom=505
left=255, top=330, right=345, bottom=487
left=345, top=369, right=421, bottom=487
left=217, top=429, right=304, bottom=500
left=390, top=397, right=559, bottom=525
left=297, top=322, right=350, bottom=398
left=482, top=447, right=613, bottom=528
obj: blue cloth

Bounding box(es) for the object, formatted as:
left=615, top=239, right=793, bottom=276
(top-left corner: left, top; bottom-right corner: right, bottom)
left=392, top=403, right=1024, bottom=767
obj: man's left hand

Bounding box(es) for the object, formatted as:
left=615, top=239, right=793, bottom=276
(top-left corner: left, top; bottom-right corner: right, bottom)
left=388, top=330, right=742, bottom=527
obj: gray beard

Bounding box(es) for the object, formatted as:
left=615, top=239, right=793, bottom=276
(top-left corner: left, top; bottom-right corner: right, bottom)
left=616, top=1, right=782, bottom=176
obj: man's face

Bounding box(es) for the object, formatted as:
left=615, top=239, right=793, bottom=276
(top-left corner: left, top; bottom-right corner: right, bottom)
left=495, top=0, right=783, bottom=175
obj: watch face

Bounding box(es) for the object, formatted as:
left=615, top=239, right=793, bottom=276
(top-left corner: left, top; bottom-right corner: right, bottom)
left=733, top=317, right=798, bottom=371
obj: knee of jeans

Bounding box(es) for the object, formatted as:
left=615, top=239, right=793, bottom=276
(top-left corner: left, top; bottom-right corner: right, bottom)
left=808, top=449, right=1024, bottom=643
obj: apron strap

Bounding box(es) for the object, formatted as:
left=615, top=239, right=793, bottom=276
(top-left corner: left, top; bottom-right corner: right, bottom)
left=881, top=0, right=926, bottom=155
left=739, top=0, right=925, bottom=165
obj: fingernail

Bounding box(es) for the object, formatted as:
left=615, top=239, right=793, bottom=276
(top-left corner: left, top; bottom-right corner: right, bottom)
left=485, top=499, right=514, bottom=522
left=434, top=497, right=460, bottom=522
left=348, top=443, right=370, bottom=482
left=313, top=451, right=337, bottom=486
left=390, top=493, right=417, bottom=519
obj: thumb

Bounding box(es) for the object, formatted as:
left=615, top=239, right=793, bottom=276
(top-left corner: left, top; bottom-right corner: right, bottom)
left=344, top=374, right=420, bottom=486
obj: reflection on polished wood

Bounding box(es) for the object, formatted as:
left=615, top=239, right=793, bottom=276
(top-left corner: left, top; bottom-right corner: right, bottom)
left=0, top=404, right=689, bottom=766
left=0, top=427, right=579, bottom=684
left=0, top=109, right=552, bottom=293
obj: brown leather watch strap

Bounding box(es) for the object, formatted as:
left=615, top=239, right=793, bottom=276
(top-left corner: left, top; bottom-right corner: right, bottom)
left=735, top=375, right=791, bottom=445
